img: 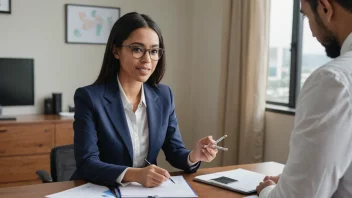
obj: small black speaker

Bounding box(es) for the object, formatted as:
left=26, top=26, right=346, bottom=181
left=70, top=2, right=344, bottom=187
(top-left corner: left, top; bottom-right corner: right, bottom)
left=52, top=93, right=62, bottom=114
left=44, top=98, right=53, bottom=114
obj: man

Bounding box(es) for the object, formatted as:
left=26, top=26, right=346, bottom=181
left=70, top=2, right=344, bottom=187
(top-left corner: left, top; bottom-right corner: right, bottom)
left=256, top=0, right=352, bottom=197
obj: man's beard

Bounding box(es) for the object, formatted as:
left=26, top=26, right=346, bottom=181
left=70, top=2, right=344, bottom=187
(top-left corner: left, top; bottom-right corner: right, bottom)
left=315, top=14, right=341, bottom=58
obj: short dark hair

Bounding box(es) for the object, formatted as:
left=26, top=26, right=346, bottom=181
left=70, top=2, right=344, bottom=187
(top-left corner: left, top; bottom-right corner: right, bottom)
left=94, top=12, right=166, bottom=86
left=306, top=0, right=352, bottom=13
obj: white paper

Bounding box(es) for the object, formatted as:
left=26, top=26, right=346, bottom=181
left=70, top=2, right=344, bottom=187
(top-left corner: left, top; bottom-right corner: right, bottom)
left=120, top=176, right=197, bottom=197
left=46, top=183, right=115, bottom=198
left=194, top=168, right=265, bottom=193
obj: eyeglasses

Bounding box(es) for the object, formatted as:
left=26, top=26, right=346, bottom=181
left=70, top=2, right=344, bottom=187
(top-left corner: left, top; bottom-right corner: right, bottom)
left=121, top=44, right=164, bottom=61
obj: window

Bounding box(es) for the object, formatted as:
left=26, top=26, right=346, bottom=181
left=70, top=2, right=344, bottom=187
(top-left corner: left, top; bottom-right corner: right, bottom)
left=266, top=0, right=331, bottom=108
left=267, top=0, right=293, bottom=104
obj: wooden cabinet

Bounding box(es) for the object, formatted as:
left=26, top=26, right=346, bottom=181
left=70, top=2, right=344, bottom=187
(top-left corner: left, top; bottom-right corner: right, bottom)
left=0, top=115, right=74, bottom=188
left=55, top=123, right=74, bottom=146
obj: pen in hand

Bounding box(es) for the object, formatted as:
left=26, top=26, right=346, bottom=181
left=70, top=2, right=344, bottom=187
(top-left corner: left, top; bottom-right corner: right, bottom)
left=144, top=159, right=176, bottom=184
left=213, top=135, right=228, bottom=151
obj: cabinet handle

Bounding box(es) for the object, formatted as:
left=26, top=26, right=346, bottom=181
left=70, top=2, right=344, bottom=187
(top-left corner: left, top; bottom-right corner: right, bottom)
left=0, top=129, right=7, bottom=133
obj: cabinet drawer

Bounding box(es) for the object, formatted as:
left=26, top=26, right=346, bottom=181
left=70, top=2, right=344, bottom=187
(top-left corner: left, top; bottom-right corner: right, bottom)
left=0, top=124, right=54, bottom=156
left=55, top=122, right=74, bottom=146
left=0, top=154, right=50, bottom=183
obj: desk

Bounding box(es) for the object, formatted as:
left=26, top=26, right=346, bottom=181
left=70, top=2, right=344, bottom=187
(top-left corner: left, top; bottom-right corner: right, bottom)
left=0, top=162, right=284, bottom=198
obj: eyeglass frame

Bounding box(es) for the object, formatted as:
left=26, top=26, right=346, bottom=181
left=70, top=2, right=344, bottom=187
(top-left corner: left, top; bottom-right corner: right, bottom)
left=119, top=44, right=165, bottom=61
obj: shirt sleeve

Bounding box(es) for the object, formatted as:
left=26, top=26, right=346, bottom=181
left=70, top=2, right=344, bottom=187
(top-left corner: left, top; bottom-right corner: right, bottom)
left=187, top=153, right=200, bottom=168
left=259, top=185, right=276, bottom=197
left=116, top=168, right=131, bottom=187
left=260, top=69, right=352, bottom=198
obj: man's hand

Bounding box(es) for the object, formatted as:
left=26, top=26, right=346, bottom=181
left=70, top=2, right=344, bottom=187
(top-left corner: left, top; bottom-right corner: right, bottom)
left=264, top=175, right=280, bottom=184
left=256, top=180, right=276, bottom=195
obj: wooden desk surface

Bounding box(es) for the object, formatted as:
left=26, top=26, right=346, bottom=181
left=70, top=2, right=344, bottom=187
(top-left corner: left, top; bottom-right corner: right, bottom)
left=0, top=162, right=284, bottom=198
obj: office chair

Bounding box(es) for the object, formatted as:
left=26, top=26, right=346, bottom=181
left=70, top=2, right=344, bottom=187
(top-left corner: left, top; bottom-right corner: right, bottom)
left=36, top=144, right=76, bottom=183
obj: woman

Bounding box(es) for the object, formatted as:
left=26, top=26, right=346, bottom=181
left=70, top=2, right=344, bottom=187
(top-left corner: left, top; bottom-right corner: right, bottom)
left=71, top=12, right=218, bottom=187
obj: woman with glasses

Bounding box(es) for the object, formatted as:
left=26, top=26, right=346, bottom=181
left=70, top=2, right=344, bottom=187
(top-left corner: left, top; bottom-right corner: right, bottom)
left=71, top=12, right=218, bottom=188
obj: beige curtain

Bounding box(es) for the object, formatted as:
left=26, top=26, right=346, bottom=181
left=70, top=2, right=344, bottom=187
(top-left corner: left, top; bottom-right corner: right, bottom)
left=221, top=0, right=270, bottom=165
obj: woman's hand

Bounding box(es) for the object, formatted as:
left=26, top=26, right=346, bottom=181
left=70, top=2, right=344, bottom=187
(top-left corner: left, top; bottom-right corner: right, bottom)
left=124, top=165, right=170, bottom=187
left=189, top=136, right=218, bottom=163
left=137, top=165, right=170, bottom=187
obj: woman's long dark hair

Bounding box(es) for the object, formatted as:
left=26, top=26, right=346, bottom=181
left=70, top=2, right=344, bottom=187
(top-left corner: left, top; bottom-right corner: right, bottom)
left=93, top=12, right=166, bottom=86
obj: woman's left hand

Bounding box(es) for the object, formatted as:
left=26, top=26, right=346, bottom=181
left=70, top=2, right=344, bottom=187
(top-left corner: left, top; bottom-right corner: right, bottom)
left=189, top=136, right=218, bottom=163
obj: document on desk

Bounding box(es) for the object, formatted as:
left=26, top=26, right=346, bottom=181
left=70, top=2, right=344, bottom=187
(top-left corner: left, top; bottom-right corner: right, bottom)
left=120, top=176, right=197, bottom=197
left=45, top=183, right=117, bottom=198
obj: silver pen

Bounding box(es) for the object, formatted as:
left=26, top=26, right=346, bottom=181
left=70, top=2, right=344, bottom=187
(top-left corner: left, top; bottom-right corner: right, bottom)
left=215, top=135, right=227, bottom=144
left=213, top=135, right=228, bottom=151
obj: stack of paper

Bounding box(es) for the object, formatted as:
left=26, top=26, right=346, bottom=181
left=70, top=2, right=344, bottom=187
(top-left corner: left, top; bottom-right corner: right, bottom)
left=120, top=176, right=197, bottom=198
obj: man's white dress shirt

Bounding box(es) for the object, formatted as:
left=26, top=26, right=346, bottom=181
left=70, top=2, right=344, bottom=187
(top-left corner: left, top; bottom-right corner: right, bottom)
left=260, top=33, right=352, bottom=198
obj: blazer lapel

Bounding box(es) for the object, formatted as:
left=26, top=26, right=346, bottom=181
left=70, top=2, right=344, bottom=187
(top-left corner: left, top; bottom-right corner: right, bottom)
left=103, top=82, right=133, bottom=162
left=144, top=84, right=162, bottom=163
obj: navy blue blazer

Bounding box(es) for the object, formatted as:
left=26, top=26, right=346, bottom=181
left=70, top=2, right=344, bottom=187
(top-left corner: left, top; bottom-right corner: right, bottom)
left=70, top=81, right=200, bottom=186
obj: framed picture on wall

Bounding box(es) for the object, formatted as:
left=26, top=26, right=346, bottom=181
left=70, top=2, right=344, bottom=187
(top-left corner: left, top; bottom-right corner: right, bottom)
left=65, top=4, right=120, bottom=44
left=0, top=0, right=11, bottom=14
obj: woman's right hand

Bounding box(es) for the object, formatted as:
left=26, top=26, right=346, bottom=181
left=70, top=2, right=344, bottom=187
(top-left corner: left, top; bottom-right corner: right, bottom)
left=137, top=165, right=170, bottom=187
left=124, top=165, right=170, bottom=187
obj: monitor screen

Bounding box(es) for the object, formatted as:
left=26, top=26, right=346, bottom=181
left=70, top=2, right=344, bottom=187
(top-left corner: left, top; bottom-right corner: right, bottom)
left=0, top=58, right=34, bottom=106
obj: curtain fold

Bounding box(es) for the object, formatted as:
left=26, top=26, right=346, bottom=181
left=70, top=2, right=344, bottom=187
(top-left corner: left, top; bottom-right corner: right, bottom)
left=222, top=0, right=270, bottom=165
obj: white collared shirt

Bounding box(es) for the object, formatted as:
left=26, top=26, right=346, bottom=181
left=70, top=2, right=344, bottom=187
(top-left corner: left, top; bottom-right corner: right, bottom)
left=115, top=78, right=198, bottom=186
left=260, top=33, right=352, bottom=198
left=116, top=78, right=149, bottom=185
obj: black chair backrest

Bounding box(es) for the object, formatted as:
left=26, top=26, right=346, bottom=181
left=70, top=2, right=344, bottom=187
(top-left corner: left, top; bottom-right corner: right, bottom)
left=50, top=144, right=76, bottom=182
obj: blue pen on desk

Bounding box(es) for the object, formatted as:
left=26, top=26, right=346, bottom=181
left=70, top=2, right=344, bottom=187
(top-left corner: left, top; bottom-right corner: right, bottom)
left=144, top=159, right=176, bottom=184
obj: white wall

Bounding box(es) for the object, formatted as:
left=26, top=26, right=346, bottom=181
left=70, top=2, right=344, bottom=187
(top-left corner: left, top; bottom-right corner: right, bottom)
left=264, top=112, right=295, bottom=164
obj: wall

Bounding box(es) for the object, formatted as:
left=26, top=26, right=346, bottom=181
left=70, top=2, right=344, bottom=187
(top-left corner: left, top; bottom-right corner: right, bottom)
left=264, top=112, right=294, bottom=164
left=188, top=0, right=231, bottom=168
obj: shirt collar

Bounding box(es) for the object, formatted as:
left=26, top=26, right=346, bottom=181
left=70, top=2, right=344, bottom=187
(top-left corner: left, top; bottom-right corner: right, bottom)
left=341, top=32, right=352, bottom=55
left=117, top=76, right=147, bottom=110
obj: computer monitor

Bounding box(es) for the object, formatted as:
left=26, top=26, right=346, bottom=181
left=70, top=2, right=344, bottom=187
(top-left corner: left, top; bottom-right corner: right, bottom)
left=0, top=58, right=34, bottom=107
